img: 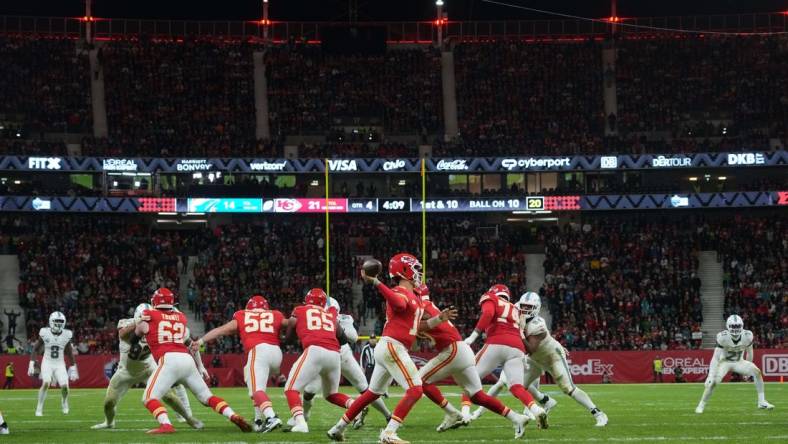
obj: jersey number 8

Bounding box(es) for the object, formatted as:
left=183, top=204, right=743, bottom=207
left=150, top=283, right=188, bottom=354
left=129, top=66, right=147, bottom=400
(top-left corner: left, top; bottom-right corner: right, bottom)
left=244, top=311, right=275, bottom=333
left=158, top=321, right=186, bottom=343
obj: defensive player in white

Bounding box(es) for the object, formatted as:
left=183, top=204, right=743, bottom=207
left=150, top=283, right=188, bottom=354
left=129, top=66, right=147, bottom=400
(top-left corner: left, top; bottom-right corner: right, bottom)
left=92, top=303, right=203, bottom=430
left=470, top=293, right=608, bottom=427
left=28, top=312, right=79, bottom=416
left=695, top=315, right=775, bottom=413
left=300, top=297, right=392, bottom=429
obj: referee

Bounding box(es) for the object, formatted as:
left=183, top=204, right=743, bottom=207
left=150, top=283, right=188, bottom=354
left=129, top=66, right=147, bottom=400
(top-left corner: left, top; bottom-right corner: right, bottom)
left=359, top=334, right=377, bottom=383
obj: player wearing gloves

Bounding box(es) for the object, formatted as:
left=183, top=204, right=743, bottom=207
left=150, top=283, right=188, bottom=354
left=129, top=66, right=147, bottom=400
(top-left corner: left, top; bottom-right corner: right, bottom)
left=462, top=285, right=546, bottom=423
left=135, top=288, right=251, bottom=434
left=29, top=311, right=79, bottom=416
left=300, top=296, right=392, bottom=430
left=194, top=294, right=288, bottom=433
left=414, top=284, right=530, bottom=439
left=470, top=292, right=608, bottom=427
left=695, top=315, right=775, bottom=413
left=92, top=303, right=202, bottom=430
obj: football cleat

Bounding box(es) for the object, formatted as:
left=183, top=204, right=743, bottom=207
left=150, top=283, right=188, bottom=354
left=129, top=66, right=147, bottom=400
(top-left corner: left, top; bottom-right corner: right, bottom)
left=327, top=424, right=346, bottom=442
left=594, top=411, right=608, bottom=427
left=147, top=424, right=176, bottom=434
left=230, top=414, right=252, bottom=433
left=758, top=401, right=774, bottom=410
left=186, top=417, right=204, bottom=430
left=253, top=419, right=263, bottom=432
left=62, top=399, right=69, bottom=415
left=290, top=421, right=309, bottom=433
left=512, top=412, right=529, bottom=439
left=175, top=413, right=187, bottom=423
left=0, top=424, right=8, bottom=435
left=35, top=409, right=43, bottom=417
left=543, top=396, right=558, bottom=413
left=262, top=416, right=282, bottom=433
left=694, top=403, right=705, bottom=414
left=379, top=430, right=410, bottom=444
left=91, top=421, right=115, bottom=429
left=352, top=407, right=369, bottom=430
left=530, top=404, right=548, bottom=429
left=469, top=407, right=485, bottom=421
left=436, top=411, right=468, bottom=432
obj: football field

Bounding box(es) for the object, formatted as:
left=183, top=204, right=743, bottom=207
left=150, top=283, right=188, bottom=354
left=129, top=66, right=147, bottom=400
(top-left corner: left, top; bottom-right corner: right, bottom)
left=0, top=383, right=785, bottom=443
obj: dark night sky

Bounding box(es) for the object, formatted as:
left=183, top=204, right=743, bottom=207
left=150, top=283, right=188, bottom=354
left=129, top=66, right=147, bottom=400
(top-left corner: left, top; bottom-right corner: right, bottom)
left=0, top=0, right=785, bottom=22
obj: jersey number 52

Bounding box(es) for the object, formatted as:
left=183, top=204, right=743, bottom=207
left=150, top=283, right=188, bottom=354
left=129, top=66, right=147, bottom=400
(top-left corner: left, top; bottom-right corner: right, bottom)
left=244, top=311, right=275, bottom=333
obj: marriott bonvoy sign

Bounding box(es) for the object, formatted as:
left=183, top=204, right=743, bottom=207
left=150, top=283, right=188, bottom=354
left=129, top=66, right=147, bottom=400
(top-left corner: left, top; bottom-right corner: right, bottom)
left=0, top=151, right=783, bottom=173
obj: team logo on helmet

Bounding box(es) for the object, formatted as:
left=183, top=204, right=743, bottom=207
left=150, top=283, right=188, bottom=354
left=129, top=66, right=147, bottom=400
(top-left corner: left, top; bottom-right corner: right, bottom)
left=389, top=253, right=423, bottom=284
left=487, top=284, right=511, bottom=301
left=246, top=295, right=269, bottom=311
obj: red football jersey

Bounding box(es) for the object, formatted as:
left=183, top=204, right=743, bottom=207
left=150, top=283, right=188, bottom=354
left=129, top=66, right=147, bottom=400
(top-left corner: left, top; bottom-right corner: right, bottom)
left=382, top=286, right=424, bottom=349
left=233, top=309, right=284, bottom=352
left=421, top=299, right=462, bottom=351
left=291, top=305, right=340, bottom=352
left=478, top=293, right=524, bottom=351
left=143, top=309, right=190, bottom=360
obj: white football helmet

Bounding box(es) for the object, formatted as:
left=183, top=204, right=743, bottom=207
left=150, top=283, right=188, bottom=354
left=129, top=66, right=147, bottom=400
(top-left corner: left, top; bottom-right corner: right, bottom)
left=517, top=292, right=541, bottom=319
left=726, top=315, right=743, bottom=340
left=134, top=303, right=152, bottom=323
left=326, top=296, right=341, bottom=314
left=49, top=311, right=66, bottom=333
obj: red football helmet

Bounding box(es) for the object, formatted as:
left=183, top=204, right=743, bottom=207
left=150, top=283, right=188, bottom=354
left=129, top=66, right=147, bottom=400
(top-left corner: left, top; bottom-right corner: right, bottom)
left=487, top=284, right=511, bottom=301
left=246, top=295, right=269, bottom=310
left=388, top=253, right=423, bottom=283
left=305, top=288, right=327, bottom=307
left=151, top=288, right=175, bottom=309
left=414, top=283, right=430, bottom=301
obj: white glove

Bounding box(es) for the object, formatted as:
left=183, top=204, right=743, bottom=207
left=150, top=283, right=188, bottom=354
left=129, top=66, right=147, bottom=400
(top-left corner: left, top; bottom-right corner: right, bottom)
left=68, top=365, right=79, bottom=381
left=28, top=360, right=37, bottom=376
left=199, top=367, right=210, bottom=381
left=464, top=331, right=479, bottom=346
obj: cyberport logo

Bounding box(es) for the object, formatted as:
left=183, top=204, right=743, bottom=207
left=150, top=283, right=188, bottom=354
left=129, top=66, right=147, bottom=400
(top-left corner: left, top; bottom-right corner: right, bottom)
left=567, top=358, right=613, bottom=376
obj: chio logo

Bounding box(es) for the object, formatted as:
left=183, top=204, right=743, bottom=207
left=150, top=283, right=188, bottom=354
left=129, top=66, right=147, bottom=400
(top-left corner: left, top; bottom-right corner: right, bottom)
left=382, top=159, right=406, bottom=171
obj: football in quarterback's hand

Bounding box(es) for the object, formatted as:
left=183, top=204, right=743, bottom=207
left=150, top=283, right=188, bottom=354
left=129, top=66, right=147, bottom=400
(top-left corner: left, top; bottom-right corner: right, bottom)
left=362, top=258, right=382, bottom=278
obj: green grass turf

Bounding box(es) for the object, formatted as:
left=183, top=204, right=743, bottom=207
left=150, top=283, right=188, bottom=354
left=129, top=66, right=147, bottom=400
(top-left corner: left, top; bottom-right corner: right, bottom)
left=0, top=383, right=785, bottom=443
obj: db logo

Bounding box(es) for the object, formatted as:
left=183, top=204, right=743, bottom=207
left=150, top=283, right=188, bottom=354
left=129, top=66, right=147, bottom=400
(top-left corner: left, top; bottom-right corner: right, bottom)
left=274, top=199, right=302, bottom=213
left=762, top=354, right=788, bottom=376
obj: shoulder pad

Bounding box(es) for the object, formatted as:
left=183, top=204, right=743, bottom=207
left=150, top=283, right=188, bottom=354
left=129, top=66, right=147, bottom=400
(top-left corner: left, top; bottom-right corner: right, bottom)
left=117, top=318, right=132, bottom=329
left=140, top=309, right=152, bottom=321
left=39, top=327, right=48, bottom=336
left=743, top=330, right=755, bottom=345
left=716, top=331, right=728, bottom=341
left=479, top=294, right=495, bottom=305
left=64, top=329, right=73, bottom=338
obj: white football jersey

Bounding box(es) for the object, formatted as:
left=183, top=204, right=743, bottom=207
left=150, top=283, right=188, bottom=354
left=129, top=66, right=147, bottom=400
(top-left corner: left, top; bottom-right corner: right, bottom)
left=39, top=327, right=73, bottom=365
left=117, top=318, right=153, bottom=369
left=522, top=315, right=562, bottom=363
left=716, top=329, right=754, bottom=362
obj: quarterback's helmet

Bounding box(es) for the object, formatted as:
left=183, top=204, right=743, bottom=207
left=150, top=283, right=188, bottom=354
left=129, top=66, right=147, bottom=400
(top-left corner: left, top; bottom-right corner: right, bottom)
left=246, top=295, right=269, bottom=311
left=517, top=292, right=541, bottom=319
left=134, top=303, right=152, bottom=323
left=388, top=253, right=423, bottom=284
left=726, top=314, right=744, bottom=340
left=487, top=284, right=512, bottom=301
left=414, top=283, right=430, bottom=301
left=151, top=287, right=175, bottom=309
left=305, top=288, right=327, bottom=307
left=49, top=311, right=66, bottom=333
left=326, top=296, right=341, bottom=314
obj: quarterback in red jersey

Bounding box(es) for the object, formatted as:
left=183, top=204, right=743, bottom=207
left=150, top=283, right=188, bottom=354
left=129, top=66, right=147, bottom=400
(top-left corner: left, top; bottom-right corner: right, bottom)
left=283, top=288, right=354, bottom=433
left=194, top=295, right=287, bottom=433
left=415, top=284, right=530, bottom=439
left=134, top=288, right=251, bottom=434
left=328, top=253, right=455, bottom=444
left=462, top=285, right=546, bottom=422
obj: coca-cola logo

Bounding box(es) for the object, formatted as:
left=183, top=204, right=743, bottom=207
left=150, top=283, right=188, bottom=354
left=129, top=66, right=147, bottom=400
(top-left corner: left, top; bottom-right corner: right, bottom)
left=436, top=159, right=469, bottom=171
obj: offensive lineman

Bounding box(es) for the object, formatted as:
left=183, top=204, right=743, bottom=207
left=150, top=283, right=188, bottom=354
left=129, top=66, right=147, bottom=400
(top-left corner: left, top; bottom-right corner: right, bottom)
left=300, top=296, right=392, bottom=429
left=462, top=285, right=546, bottom=422
left=194, top=295, right=288, bottom=433
left=414, top=283, right=530, bottom=439
left=92, top=303, right=202, bottom=430
left=328, top=253, right=455, bottom=444
left=695, top=315, right=775, bottom=413
left=28, top=312, right=79, bottom=416
left=470, top=292, right=608, bottom=427
left=134, top=288, right=252, bottom=434
left=283, top=288, right=355, bottom=433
